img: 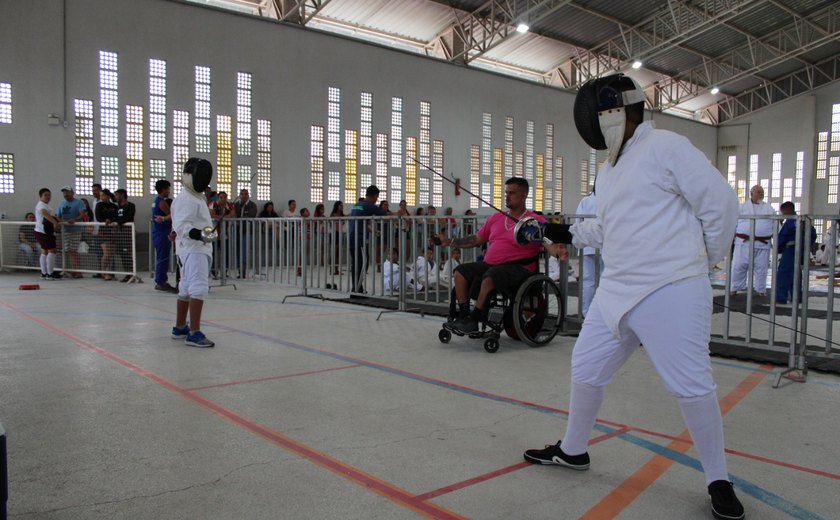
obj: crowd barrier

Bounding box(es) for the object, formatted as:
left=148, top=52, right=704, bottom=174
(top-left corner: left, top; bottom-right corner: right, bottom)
left=0, top=221, right=139, bottom=281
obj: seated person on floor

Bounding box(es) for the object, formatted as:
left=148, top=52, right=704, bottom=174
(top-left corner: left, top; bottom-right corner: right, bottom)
left=383, top=248, right=410, bottom=292
left=439, top=247, right=461, bottom=286
left=411, top=246, right=437, bottom=290
left=436, top=177, right=563, bottom=334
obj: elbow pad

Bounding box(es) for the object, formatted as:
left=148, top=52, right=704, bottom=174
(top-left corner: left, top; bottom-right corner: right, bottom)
left=188, top=228, right=203, bottom=241
left=543, top=223, right=573, bottom=244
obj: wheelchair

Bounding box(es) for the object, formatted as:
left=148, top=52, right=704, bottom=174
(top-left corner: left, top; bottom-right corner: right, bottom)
left=438, top=273, right=564, bottom=353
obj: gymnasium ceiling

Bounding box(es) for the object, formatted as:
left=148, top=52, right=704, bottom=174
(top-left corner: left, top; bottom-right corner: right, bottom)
left=184, top=0, right=840, bottom=125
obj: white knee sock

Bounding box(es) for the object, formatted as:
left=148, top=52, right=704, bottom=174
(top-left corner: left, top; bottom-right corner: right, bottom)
left=40, top=254, right=47, bottom=274
left=562, top=380, right=604, bottom=455
left=46, top=252, right=55, bottom=274
left=678, top=392, right=729, bottom=485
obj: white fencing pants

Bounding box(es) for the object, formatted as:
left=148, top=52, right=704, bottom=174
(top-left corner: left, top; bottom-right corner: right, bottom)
left=561, top=277, right=728, bottom=484
left=730, top=242, right=770, bottom=293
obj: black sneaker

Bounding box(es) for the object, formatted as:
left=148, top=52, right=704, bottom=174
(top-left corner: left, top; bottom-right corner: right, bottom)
left=524, top=441, right=590, bottom=470
left=40, top=273, right=48, bottom=280
left=50, top=272, right=63, bottom=280
left=708, top=480, right=745, bottom=520
left=450, top=316, right=479, bottom=334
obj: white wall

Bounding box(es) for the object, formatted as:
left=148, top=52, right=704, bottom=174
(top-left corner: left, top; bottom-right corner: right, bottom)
left=1, top=0, right=722, bottom=225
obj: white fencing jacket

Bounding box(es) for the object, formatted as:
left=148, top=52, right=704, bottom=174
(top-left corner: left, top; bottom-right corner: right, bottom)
left=172, top=190, right=213, bottom=257
left=569, top=121, right=738, bottom=339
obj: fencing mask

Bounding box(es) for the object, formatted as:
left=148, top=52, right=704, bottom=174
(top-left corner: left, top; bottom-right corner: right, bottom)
left=573, top=74, right=645, bottom=166
left=183, top=158, right=213, bottom=194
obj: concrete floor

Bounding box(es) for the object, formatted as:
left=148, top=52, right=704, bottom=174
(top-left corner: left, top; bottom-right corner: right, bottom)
left=0, top=272, right=838, bottom=519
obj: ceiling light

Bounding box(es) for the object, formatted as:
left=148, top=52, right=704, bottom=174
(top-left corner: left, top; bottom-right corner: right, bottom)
left=631, top=60, right=642, bottom=69
left=710, top=87, right=720, bottom=95
left=516, top=23, right=529, bottom=33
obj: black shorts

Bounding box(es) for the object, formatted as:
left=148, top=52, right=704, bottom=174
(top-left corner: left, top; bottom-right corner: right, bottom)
left=35, top=231, right=56, bottom=250
left=454, top=261, right=534, bottom=299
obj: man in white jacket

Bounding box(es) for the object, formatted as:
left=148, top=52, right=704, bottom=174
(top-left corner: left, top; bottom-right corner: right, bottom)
left=729, top=185, right=775, bottom=296
left=524, top=74, right=743, bottom=520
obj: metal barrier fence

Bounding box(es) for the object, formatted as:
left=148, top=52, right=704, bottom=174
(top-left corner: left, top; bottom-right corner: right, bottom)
left=0, top=221, right=139, bottom=281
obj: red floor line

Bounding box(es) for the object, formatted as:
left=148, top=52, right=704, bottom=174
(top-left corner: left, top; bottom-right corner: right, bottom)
left=186, top=364, right=362, bottom=391
left=0, top=301, right=466, bottom=520
left=589, top=427, right=632, bottom=445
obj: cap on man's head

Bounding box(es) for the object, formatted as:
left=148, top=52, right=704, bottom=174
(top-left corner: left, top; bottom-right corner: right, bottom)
left=60, top=185, right=74, bottom=193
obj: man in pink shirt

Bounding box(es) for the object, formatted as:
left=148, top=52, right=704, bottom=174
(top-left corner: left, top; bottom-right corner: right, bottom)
left=437, top=178, right=549, bottom=334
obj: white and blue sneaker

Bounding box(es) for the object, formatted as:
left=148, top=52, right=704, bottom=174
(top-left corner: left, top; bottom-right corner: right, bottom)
left=171, top=324, right=190, bottom=340
left=185, top=330, right=215, bottom=348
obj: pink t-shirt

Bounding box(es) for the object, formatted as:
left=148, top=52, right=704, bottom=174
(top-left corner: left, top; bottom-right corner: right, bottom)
left=477, top=211, right=545, bottom=272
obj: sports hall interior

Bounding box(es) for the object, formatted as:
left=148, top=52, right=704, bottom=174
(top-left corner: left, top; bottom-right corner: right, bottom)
left=0, top=0, right=839, bottom=518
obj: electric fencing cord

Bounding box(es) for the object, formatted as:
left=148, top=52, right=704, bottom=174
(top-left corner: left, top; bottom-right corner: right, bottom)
left=712, top=300, right=840, bottom=350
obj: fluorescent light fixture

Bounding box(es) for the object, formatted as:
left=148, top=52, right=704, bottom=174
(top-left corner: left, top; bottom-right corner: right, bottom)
left=710, top=87, right=720, bottom=95
left=516, top=23, right=529, bottom=33
left=631, top=60, right=643, bottom=69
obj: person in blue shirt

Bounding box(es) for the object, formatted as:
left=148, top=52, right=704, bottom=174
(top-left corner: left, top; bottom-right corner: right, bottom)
left=56, top=185, right=86, bottom=278
left=349, top=185, right=385, bottom=294
left=152, top=180, right=177, bottom=293
left=776, top=201, right=816, bottom=305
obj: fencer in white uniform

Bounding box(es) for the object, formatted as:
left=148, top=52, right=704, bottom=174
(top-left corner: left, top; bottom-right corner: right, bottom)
left=730, top=185, right=775, bottom=295
left=575, top=190, right=602, bottom=317
left=524, top=74, right=744, bottom=520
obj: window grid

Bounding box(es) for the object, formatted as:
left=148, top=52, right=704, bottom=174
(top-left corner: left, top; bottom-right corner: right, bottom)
left=493, top=148, right=503, bottom=208
left=795, top=151, right=804, bottom=198
left=545, top=123, right=554, bottom=183
left=515, top=151, right=524, bottom=178
left=525, top=120, right=534, bottom=180
left=828, top=156, right=839, bottom=204
left=783, top=178, right=793, bottom=202
left=749, top=154, right=758, bottom=187
left=737, top=180, right=747, bottom=203
left=344, top=129, right=358, bottom=204
left=391, top=97, right=403, bottom=167
left=418, top=177, right=430, bottom=205
left=535, top=153, right=544, bottom=212
left=149, top=159, right=167, bottom=195
left=126, top=105, right=144, bottom=197
left=360, top=92, right=372, bottom=166
left=589, top=149, right=597, bottom=191
left=360, top=173, right=372, bottom=198
left=328, top=87, right=341, bottom=163
left=310, top=125, right=324, bottom=203
left=328, top=171, right=340, bottom=201
left=419, top=101, right=431, bottom=166
left=727, top=155, right=737, bottom=190
left=195, top=66, right=211, bottom=153
left=390, top=176, right=402, bottom=207
left=149, top=59, right=167, bottom=150
left=101, top=157, right=119, bottom=193
left=216, top=115, right=232, bottom=195
left=0, top=153, right=14, bottom=193
left=237, top=165, right=252, bottom=195
left=74, top=99, right=94, bottom=195
left=172, top=110, right=190, bottom=196
left=257, top=119, right=271, bottom=200
left=482, top=113, right=491, bottom=177
left=376, top=133, right=388, bottom=194
left=771, top=153, right=782, bottom=200
left=0, top=82, right=11, bottom=124
left=432, top=140, right=443, bottom=207
left=580, top=159, right=589, bottom=196
left=817, top=132, right=828, bottom=179
left=99, top=51, right=119, bottom=146
left=405, top=137, right=417, bottom=205
left=237, top=72, right=252, bottom=156
left=470, top=145, right=480, bottom=209
left=831, top=103, right=840, bottom=152
left=555, top=156, right=563, bottom=212
left=504, top=116, right=513, bottom=177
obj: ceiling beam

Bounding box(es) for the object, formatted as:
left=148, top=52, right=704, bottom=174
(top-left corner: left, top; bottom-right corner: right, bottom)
left=276, top=0, right=332, bottom=25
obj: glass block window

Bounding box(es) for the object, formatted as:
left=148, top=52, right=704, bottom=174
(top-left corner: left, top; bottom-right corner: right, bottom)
left=99, top=51, right=118, bottom=146
left=737, top=180, right=746, bottom=202
left=525, top=120, right=534, bottom=180
left=236, top=165, right=251, bottom=195
left=749, top=154, right=758, bottom=187
left=419, top=101, right=431, bottom=166
left=328, top=86, right=341, bottom=163
left=149, top=159, right=166, bottom=195
left=328, top=171, right=340, bottom=201
left=783, top=178, right=793, bottom=202
left=555, top=156, right=563, bottom=212
left=257, top=119, right=271, bottom=200
left=589, top=149, right=597, bottom=189
left=0, top=83, right=11, bottom=124
left=360, top=173, right=372, bottom=198
left=432, top=140, right=444, bottom=207
left=405, top=136, right=416, bottom=205
left=390, top=176, right=401, bottom=206
left=172, top=110, right=190, bottom=196
left=149, top=59, right=167, bottom=150
left=493, top=148, right=503, bottom=208
left=817, top=132, right=828, bottom=179
left=376, top=133, right=388, bottom=194
left=0, top=153, right=14, bottom=193
left=237, top=72, right=252, bottom=156
left=727, top=155, right=737, bottom=190
left=828, top=156, right=839, bottom=204
left=580, top=159, right=589, bottom=197
left=74, top=99, right=94, bottom=195
left=126, top=105, right=144, bottom=197
left=515, top=151, right=524, bottom=178
left=360, top=92, right=372, bottom=166
left=310, top=125, right=324, bottom=203
left=216, top=115, right=232, bottom=195
left=101, top=157, right=119, bottom=193
left=535, top=153, right=544, bottom=212
left=771, top=153, right=782, bottom=199
left=418, top=177, right=430, bottom=205
left=390, top=97, right=403, bottom=167
left=504, top=116, right=513, bottom=177
left=760, top=177, right=769, bottom=196
left=195, top=66, right=211, bottom=153
left=469, top=144, right=480, bottom=209
left=482, top=113, right=491, bottom=178
left=344, top=129, right=358, bottom=204
left=832, top=103, right=840, bottom=152
left=545, top=123, right=554, bottom=183
left=795, top=151, right=804, bottom=198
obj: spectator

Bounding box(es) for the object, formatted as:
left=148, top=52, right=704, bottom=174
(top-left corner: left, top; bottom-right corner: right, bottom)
left=80, top=198, right=93, bottom=222
left=152, top=179, right=177, bottom=293
left=259, top=201, right=279, bottom=218
left=234, top=188, right=258, bottom=279
left=90, top=183, right=103, bottom=277
left=95, top=189, right=118, bottom=280
left=439, top=247, right=461, bottom=287
left=575, top=189, right=602, bottom=317
left=208, top=191, right=234, bottom=278
left=730, top=185, right=776, bottom=297
left=34, top=188, right=62, bottom=280
left=18, top=212, right=39, bottom=267
left=349, top=186, right=386, bottom=294
left=330, top=201, right=345, bottom=276
left=383, top=247, right=408, bottom=292
left=203, top=187, right=217, bottom=203
left=56, top=185, right=86, bottom=278
left=283, top=199, right=297, bottom=218
left=776, top=201, right=816, bottom=305
left=113, top=189, right=136, bottom=282
left=411, top=246, right=438, bottom=290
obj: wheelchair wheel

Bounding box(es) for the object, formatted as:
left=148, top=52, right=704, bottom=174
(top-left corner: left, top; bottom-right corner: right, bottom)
left=511, top=275, right=564, bottom=347
left=484, top=338, right=500, bottom=353
left=439, top=328, right=452, bottom=343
